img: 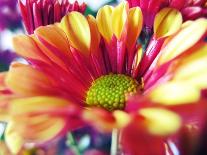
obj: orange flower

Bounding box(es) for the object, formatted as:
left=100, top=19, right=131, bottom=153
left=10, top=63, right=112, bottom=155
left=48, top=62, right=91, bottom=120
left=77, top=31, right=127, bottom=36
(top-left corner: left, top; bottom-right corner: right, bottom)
left=1, top=2, right=207, bottom=154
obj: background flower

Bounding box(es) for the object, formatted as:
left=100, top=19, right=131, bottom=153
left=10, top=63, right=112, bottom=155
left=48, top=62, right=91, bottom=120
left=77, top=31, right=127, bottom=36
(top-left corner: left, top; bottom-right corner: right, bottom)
left=0, top=0, right=22, bottom=31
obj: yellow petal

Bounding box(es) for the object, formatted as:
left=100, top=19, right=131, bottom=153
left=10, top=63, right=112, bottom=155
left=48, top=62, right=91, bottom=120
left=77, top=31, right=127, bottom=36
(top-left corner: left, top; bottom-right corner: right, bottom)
left=5, top=121, right=24, bottom=154
left=154, top=8, right=182, bottom=38
left=6, top=63, right=54, bottom=96
left=158, top=18, right=207, bottom=64
left=173, top=43, right=207, bottom=89
left=140, top=108, right=181, bottom=136
left=127, top=7, right=143, bottom=50
left=132, top=46, right=143, bottom=70
left=149, top=82, right=200, bottom=105
left=60, top=12, right=91, bottom=55
left=10, top=96, right=69, bottom=115
left=96, top=5, right=113, bottom=43
left=113, top=110, right=131, bottom=128
left=112, top=2, right=128, bottom=40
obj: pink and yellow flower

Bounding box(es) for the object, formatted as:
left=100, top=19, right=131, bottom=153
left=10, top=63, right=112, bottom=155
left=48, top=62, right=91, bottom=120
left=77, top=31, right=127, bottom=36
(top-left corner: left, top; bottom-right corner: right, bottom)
left=1, top=1, right=207, bottom=154
left=127, top=0, right=207, bottom=33
left=19, top=0, right=87, bottom=34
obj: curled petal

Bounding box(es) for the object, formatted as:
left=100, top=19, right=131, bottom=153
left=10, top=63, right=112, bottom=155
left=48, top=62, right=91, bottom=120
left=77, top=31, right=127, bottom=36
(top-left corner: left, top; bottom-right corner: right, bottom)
left=60, top=12, right=91, bottom=56
left=112, top=2, right=128, bottom=40
left=154, top=8, right=182, bottom=38
left=96, top=5, right=113, bottom=43
left=127, top=7, right=143, bottom=51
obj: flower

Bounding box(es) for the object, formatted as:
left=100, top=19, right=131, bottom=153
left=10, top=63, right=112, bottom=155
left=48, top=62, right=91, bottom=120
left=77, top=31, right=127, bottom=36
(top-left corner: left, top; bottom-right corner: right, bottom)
left=19, top=0, right=87, bottom=34
left=0, top=0, right=22, bottom=31
left=127, top=0, right=207, bottom=35
left=1, top=1, right=207, bottom=154
left=173, top=102, right=207, bottom=155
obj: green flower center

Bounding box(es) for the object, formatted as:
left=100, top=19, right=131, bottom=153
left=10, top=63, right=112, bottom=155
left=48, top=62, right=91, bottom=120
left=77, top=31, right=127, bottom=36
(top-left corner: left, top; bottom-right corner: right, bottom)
left=86, top=74, right=138, bottom=111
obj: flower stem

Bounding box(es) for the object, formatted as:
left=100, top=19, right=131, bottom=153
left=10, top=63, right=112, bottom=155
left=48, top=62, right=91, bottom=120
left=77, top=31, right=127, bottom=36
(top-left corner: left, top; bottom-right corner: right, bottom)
left=67, top=132, right=82, bottom=155
left=110, top=129, right=121, bottom=155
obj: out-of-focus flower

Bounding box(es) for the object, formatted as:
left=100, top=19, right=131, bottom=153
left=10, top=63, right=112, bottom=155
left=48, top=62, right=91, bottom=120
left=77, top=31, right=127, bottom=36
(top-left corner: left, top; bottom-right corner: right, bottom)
left=0, top=50, right=17, bottom=72
left=127, top=0, right=207, bottom=35
left=18, top=0, right=87, bottom=34
left=121, top=97, right=206, bottom=154
left=173, top=102, right=207, bottom=155
left=0, top=0, right=22, bottom=31
left=1, top=1, right=207, bottom=154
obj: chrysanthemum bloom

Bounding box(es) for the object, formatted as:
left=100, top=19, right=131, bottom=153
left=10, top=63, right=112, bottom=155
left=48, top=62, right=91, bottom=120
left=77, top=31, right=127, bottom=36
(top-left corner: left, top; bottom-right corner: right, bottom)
left=1, top=1, right=207, bottom=154
left=19, top=0, right=87, bottom=34
left=127, top=0, right=207, bottom=37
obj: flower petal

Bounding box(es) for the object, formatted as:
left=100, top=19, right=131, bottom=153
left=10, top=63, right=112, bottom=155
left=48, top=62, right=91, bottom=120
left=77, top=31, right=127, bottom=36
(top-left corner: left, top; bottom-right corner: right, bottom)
left=158, top=18, right=207, bottom=64
left=83, top=108, right=116, bottom=132
left=34, top=25, right=72, bottom=59
left=11, top=115, right=66, bottom=143
left=121, top=114, right=166, bottom=155
left=113, top=110, right=131, bottom=128
left=127, top=7, right=143, bottom=50
left=60, top=12, right=91, bottom=55
left=7, top=96, right=83, bottom=143
left=10, top=96, right=69, bottom=115
left=6, top=63, right=55, bottom=96
left=139, top=108, right=181, bottom=135
left=112, top=2, right=128, bottom=40
left=173, top=43, right=207, bottom=89
left=96, top=5, right=113, bottom=43
left=12, top=35, right=49, bottom=63
left=154, top=8, right=182, bottom=38
left=87, top=15, right=101, bottom=51
left=149, top=82, right=200, bottom=105
left=5, top=121, right=24, bottom=154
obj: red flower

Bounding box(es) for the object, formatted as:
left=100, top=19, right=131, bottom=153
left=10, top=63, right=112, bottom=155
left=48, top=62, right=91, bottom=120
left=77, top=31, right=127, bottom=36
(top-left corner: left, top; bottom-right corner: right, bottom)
left=1, top=1, right=207, bottom=154
left=19, top=0, right=87, bottom=34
